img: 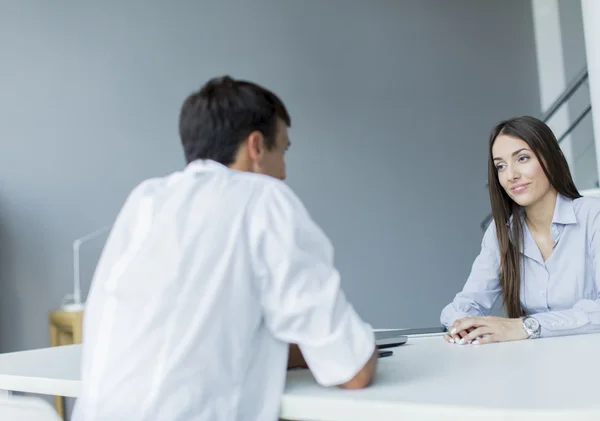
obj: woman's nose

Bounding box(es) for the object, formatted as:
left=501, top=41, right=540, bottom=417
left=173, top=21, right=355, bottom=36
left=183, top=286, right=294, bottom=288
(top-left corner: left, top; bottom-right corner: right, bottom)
left=507, top=165, right=520, bottom=182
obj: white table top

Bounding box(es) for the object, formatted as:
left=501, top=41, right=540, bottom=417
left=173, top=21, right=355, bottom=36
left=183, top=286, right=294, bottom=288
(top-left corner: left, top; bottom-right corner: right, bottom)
left=0, top=344, right=81, bottom=398
left=280, top=333, right=600, bottom=420
left=0, top=334, right=599, bottom=420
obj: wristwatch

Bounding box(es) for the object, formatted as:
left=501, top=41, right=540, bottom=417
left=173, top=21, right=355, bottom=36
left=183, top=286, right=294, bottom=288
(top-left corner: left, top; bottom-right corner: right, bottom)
left=521, top=317, right=541, bottom=339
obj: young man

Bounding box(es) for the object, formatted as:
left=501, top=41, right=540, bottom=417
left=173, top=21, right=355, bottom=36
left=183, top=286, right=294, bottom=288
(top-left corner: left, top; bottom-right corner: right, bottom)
left=72, top=76, right=377, bottom=421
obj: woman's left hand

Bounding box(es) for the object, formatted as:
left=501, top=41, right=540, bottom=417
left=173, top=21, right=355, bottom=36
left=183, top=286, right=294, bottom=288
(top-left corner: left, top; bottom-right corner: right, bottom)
left=449, top=316, right=528, bottom=345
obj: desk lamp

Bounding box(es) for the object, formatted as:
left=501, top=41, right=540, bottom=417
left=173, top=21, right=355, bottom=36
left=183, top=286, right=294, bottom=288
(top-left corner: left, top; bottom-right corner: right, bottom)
left=61, top=225, right=111, bottom=312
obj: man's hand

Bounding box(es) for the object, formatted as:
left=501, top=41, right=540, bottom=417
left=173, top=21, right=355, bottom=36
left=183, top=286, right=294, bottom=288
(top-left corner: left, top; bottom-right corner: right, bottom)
left=287, top=344, right=376, bottom=389
left=340, top=347, right=377, bottom=390
left=447, top=316, right=528, bottom=345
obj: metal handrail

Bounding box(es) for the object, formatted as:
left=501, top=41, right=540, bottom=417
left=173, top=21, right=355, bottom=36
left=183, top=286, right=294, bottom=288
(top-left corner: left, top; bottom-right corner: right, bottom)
left=540, top=67, right=588, bottom=123
left=480, top=66, right=591, bottom=231
left=557, top=105, right=592, bottom=144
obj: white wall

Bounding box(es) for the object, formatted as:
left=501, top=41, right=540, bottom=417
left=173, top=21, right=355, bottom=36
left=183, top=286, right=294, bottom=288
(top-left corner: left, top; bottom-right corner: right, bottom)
left=582, top=0, right=600, bottom=186
left=532, top=0, right=575, bottom=168
left=560, top=0, right=596, bottom=189
left=532, top=0, right=596, bottom=190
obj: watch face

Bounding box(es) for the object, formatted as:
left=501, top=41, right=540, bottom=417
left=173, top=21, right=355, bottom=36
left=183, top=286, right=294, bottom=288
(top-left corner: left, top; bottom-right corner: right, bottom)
left=525, top=318, right=540, bottom=331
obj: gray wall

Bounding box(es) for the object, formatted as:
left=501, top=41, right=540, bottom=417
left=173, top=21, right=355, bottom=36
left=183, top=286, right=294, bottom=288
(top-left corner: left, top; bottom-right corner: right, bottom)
left=0, top=0, right=540, bottom=354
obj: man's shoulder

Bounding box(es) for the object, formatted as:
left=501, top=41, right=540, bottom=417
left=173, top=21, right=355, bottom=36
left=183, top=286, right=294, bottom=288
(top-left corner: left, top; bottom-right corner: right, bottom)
left=126, top=171, right=185, bottom=203
left=124, top=168, right=303, bottom=218
left=228, top=171, right=300, bottom=204
left=229, top=169, right=287, bottom=189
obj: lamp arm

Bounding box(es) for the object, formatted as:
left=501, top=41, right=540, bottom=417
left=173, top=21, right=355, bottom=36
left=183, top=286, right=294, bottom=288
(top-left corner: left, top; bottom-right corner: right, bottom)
left=63, top=224, right=112, bottom=311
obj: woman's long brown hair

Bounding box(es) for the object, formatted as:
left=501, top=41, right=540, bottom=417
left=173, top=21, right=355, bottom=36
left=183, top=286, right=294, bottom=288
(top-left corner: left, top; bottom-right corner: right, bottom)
left=487, top=116, right=581, bottom=318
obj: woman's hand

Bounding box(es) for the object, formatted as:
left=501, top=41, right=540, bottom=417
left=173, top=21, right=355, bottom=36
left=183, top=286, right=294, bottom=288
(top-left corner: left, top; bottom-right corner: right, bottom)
left=444, top=327, right=474, bottom=344
left=447, top=316, right=528, bottom=345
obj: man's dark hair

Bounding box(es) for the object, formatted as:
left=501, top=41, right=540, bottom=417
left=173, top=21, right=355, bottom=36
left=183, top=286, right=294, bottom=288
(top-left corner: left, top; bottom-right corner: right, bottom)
left=179, top=76, right=291, bottom=165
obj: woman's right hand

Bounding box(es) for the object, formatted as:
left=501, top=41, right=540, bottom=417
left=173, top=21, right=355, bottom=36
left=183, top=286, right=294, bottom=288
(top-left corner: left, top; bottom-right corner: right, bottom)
left=444, top=327, right=474, bottom=344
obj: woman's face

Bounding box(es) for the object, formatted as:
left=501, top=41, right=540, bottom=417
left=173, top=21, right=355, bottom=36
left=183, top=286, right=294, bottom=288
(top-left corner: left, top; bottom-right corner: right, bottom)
left=492, top=134, right=553, bottom=208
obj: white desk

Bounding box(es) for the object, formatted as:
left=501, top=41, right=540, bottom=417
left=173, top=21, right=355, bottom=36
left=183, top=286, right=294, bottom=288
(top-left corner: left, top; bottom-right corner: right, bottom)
left=282, top=333, right=600, bottom=420
left=0, top=345, right=80, bottom=398
left=1, top=334, right=600, bottom=420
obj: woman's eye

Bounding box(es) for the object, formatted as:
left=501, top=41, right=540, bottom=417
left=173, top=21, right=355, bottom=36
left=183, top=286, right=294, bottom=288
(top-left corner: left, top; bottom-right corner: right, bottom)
left=518, top=155, right=529, bottom=162
left=496, top=164, right=506, bottom=171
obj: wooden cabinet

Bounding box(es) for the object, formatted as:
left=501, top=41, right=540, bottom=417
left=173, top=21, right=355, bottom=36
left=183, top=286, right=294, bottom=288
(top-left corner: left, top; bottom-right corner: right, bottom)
left=49, top=310, right=83, bottom=420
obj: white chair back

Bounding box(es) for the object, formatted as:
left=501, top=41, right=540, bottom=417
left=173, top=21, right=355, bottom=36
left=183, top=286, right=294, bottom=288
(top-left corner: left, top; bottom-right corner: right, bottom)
left=0, top=396, right=62, bottom=421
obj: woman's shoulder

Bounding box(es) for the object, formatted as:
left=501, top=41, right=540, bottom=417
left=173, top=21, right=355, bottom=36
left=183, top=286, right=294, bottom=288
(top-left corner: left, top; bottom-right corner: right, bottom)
left=573, top=195, right=600, bottom=224
left=481, top=219, right=500, bottom=248
left=571, top=196, right=600, bottom=239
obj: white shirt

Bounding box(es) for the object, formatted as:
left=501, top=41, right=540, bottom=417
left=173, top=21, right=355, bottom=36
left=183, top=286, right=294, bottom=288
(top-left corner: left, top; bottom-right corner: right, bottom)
left=72, top=160, right=374, bottom=421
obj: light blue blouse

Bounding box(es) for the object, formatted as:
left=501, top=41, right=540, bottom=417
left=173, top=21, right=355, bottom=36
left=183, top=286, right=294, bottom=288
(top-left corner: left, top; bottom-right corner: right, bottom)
left=441, top=194, right=600, bottom=338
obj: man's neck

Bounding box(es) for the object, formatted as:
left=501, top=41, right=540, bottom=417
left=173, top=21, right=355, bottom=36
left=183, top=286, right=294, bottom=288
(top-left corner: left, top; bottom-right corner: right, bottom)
left=525, top=190, right=557, bottom=234
left=228, top=146, right=253, bottom=173
left=228, top=161, right=250, bottom=172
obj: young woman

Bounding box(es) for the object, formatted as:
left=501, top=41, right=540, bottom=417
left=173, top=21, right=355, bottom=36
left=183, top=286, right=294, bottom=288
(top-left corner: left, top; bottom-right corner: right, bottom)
left=441, top=116, right=600, bottom=345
